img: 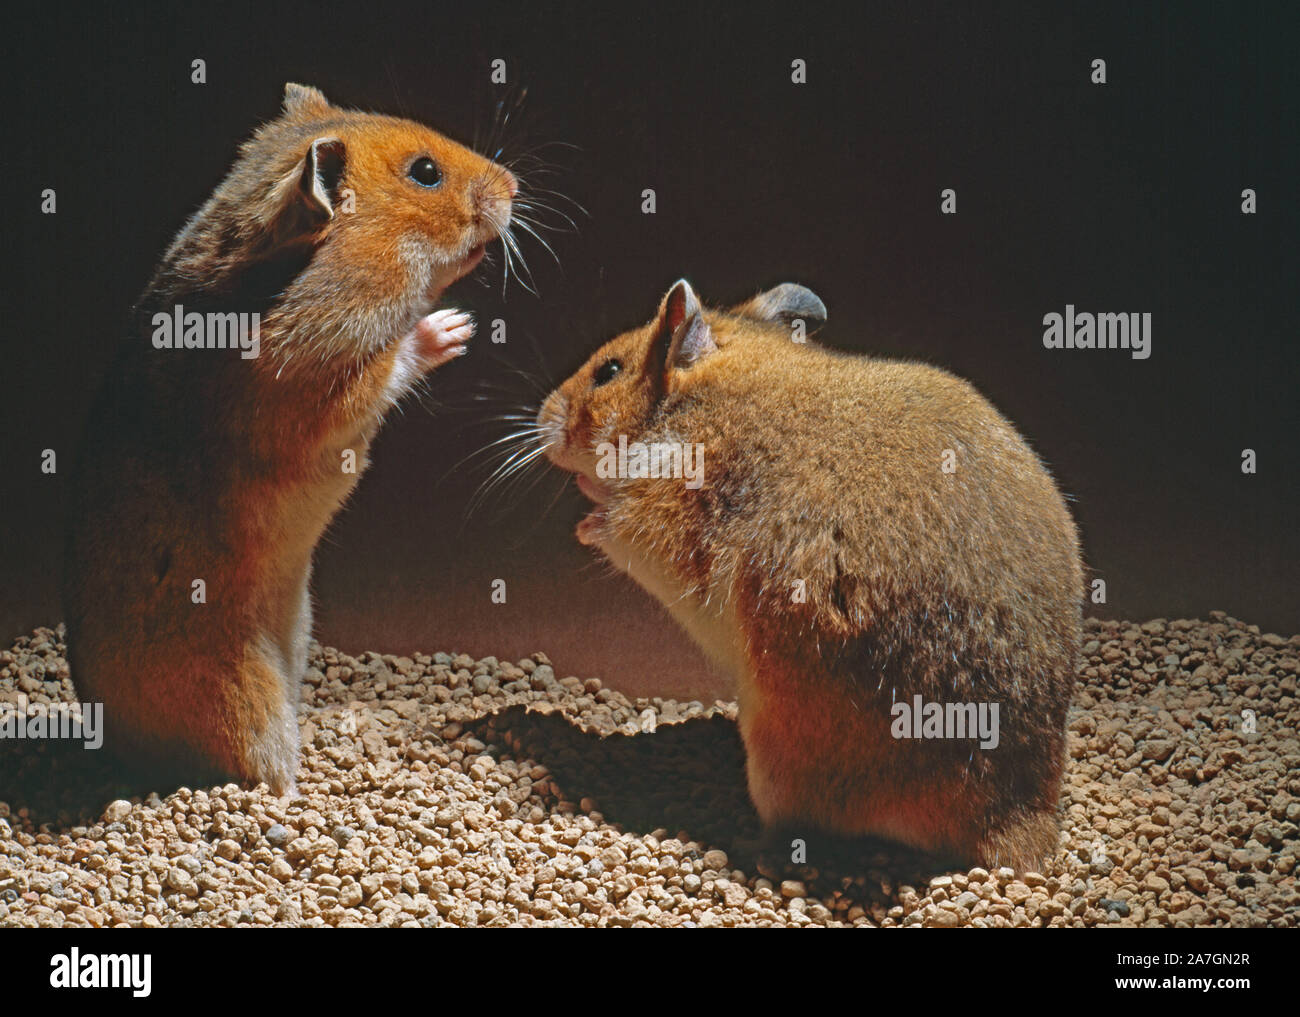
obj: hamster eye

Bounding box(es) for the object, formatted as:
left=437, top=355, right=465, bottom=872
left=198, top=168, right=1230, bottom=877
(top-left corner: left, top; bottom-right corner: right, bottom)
left=408, top=157, right=443, bottom=188
left=592, top=359, right=623, bottom=387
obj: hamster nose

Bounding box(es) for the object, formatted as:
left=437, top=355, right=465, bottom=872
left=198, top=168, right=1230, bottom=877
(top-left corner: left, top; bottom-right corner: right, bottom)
left=476, top=170, right=515, bottom=217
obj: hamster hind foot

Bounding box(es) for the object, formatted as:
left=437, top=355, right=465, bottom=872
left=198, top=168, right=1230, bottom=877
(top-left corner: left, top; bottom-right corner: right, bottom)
left=223, top=645, right=301, bottom=797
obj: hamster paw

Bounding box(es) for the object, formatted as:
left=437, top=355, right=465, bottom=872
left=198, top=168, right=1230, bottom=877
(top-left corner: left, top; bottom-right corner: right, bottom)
left=412, top=308, right=475, bottom=370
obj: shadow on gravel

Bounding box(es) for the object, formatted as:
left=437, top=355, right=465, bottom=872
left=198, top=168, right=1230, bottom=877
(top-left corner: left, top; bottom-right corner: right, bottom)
left=1, top=693, right=959, bottom=906
left=474, top=705, right=957, bottom=896
left=0, top=737, right=166, bottom=831
left=481, top=708, right=761, bottom=847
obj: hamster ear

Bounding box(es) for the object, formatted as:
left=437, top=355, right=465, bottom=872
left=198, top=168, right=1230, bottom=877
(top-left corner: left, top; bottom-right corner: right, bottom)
left=265, top=137, right=347, bottom=244
left=282, top=82, right=333, bottom=119
left=654, top=280, right=718, bottom=378
left=299, top=137, right=346, bottom=218
left=735, top=283, right=827, bottom=336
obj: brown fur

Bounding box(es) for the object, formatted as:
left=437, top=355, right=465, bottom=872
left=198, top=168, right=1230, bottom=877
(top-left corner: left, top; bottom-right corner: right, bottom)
left=538, top=280, right=1083, bottom=871
left=63, top=84, right=515, bottom=793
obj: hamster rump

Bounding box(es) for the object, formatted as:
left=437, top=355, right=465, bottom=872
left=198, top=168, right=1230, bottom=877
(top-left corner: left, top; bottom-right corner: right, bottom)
left=63, top=83, right=515, bottom=794
left=539, top=279, right=1083, bottom=871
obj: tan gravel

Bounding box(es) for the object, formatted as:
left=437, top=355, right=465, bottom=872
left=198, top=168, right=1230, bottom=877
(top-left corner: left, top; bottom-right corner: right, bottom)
left=0, top=612, right=1296, bottom=927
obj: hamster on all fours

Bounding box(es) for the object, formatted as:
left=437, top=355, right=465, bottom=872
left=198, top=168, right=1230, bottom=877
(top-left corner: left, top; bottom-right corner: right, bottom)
left=63, top=83, right=516, bottom=794
left=538, top=279, right=1083, bottom=870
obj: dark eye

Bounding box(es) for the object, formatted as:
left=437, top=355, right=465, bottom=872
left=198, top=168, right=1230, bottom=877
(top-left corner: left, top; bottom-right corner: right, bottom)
left=593, top=359, right=622, bottom=386
left=408, top=157, right=442, bottom=188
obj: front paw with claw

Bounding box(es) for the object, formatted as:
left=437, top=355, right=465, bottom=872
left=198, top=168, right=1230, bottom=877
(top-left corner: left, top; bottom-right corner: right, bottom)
left=411, top=308, right=475, bottom=370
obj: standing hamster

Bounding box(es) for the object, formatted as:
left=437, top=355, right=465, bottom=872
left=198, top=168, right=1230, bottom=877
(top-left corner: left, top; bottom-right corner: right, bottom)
left=538, top=280, right=1083, bottom=870
left=63, top=83, right=516, bottom=794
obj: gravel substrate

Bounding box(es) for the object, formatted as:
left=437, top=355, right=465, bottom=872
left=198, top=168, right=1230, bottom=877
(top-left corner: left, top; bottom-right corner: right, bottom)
left=0, top=613, right=1296, bottom=927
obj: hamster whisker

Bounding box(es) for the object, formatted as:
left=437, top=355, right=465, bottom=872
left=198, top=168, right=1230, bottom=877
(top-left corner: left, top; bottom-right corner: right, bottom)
left=510, top=192, right=584, bottom=235
left=504, top=139, right=582, bottom=162
left=502, top=366, right=551, bottom=399
left=514, top=206, right=579, bottom=242
left=505, top=229, right=536, bottom=289
left=501, top=146, right=584, bottom=193
left=500, top=448, right=557, bottom=507
left=458, top=444, right=569, bottom=545
left=491, top=86, right=529, bottom=153
left=513, top=188, right=588, bottom=225
left=501, top=232, right=528, bottom=296
left=481, top=319, right=554, bottom=377
left=496, top=220, right=540, bottom=297
left=502, top=156, right=558, bottom=182
left=464, top=425, right=548, bottom=461
left=456, top=442, right=543, bottom=495
left=440, top=382, right=535, bottom=417
left=466, top=415, right=543, bottom=447
left=538, top=467, right=571, bottom=517
left=437, top=424, right=541, bottom=486
left=484, top=434, right=550, bottom=479
left=481, top=203, right=517, bottom=290
left=499, top=216, right=534, bottom=276
left=458, top=365, right=549, bottom=410
left=489, top=214, right=515, bottom=293
left=516, top=328, right=558, bottom=393
left=509, top=216, right=562, bottom=271
left=465, top=380, right=544, bottom=406
left=465, top=441, right=550, bottom=517
left=481, top=85, right=529, bottom=163
left=475, top=411, right=541, bottom=424
left=469, top=412, right=544, bottom=432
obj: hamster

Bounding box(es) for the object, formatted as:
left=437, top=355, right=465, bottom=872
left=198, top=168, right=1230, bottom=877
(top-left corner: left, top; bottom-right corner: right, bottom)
left=537, top=279, right=1083, bottom=871
left=63, top=83, right=516, bottom=795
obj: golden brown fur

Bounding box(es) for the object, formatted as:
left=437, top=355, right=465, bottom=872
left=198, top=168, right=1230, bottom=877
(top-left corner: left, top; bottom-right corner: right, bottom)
left=64, top=84, right=515, bottom=793
left=539, top=280, right=1082, bottom=870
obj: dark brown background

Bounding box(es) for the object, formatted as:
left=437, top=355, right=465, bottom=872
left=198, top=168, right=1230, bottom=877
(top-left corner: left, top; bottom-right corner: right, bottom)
left=5, top=1, right=1296, bottom=700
